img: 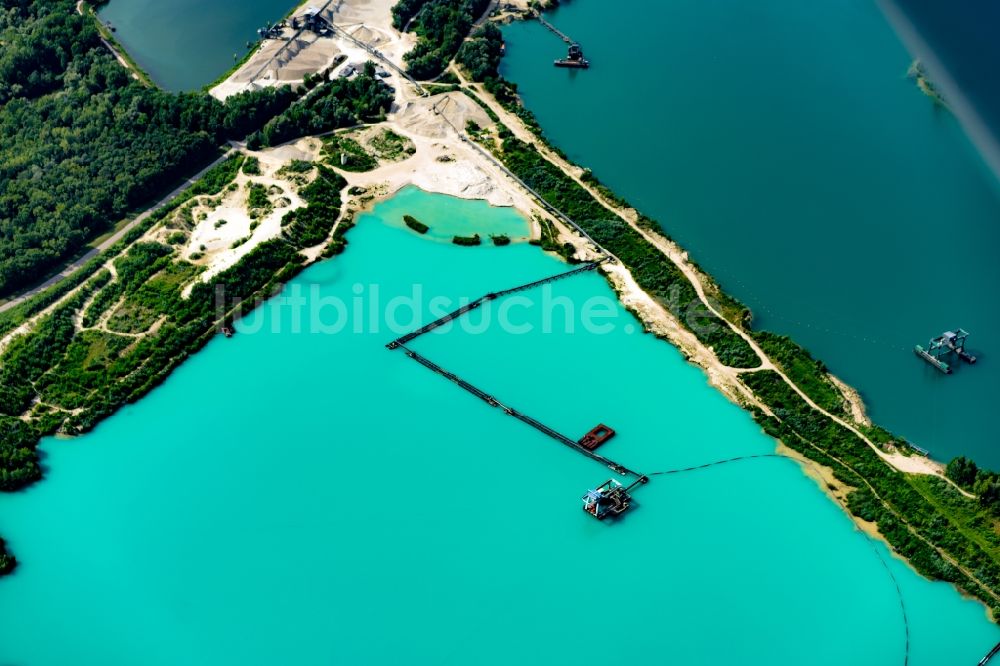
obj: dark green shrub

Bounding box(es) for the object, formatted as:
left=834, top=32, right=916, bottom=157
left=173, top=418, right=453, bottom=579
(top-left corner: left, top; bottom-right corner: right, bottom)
left=404, top=215, right=429, bottom=234
left=453, top=234, right=481, bottom=246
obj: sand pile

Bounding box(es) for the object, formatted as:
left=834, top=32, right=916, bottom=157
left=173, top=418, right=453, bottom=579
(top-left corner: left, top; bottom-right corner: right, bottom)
left=394, top=92, right=495, bottom=139
left=350, top=26, right=388, bottom=46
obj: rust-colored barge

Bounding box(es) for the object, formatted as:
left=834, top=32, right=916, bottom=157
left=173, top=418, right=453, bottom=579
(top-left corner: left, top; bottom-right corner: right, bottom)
left=579, top=424, right=615, bottom=451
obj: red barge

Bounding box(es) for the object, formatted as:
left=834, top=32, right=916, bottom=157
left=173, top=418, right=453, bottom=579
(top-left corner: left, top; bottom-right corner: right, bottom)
left=578, top=424, right=615, bottom=451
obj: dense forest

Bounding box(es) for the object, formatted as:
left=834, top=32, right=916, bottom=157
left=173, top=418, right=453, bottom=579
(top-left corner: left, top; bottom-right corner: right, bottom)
left=0, top=0, right=297, bottom=298
left=456, top=22, right=504, bottom=82
left=396, top=0, right=490, bottom=79
left=247, top=63, right=395, bottom=148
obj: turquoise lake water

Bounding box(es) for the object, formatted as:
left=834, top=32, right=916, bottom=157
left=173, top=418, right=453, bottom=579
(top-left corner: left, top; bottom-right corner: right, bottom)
left=500, top=0, right=1000, bottom=468
left=1, top=190, right=998, bottom=664
left=97, top=0, right=298, bottom=91
left=382, top=185, right=533, bottom=243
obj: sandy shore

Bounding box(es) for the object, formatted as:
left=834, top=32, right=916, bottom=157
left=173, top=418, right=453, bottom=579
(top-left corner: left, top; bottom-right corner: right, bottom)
left=340, top=94, right=541, bottom=216
left=149, top=88, right=544, bottom=298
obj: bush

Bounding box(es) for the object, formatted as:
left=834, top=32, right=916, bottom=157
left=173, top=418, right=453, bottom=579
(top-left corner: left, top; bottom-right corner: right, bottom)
left=190, top=155, right=246, bottom=197
left=0, top=537, right=15, bottom=575
left=400, top=0, right=491, bottom=79
left=368, top=129, right=415, bottom=160
left=280, top=166, right=347, bottom=248
left=243, top=156, right=261, bottom=175
left=0, top=418, right=41, bottom=491
left=404, top=215, right=429, bottom=234
left=323, top=135, right=378, bottom=172
left=246, top=183, right=271, bottom=212
left=453, top=234, right=481, bottom=246
left=947, top=456, right=979, bottom=489
left=457, top=23, right=504, bottom=82
left=250, top=63, right=393, bottom=148
left=752, top=331, right=845, bottom=415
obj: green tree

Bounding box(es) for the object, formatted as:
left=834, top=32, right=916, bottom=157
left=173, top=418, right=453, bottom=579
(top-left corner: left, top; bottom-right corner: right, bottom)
left=946, top=456, right=979, bottom=488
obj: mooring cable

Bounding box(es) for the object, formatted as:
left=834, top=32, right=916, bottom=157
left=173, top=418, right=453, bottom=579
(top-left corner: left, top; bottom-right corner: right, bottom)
left=864, top=533, right=911, bottom=666
left=646, top=452, right=909, bottom=666
left=647, top=453, right=785, bottom=476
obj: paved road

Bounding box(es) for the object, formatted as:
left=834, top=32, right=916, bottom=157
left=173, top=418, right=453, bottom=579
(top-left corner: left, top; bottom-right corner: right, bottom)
left=0, top=150, right=235, bottom=314
left=472, top=0, right=498, bottom=30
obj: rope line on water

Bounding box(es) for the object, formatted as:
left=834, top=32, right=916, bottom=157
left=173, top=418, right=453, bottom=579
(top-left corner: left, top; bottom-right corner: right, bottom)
left=647, top=452, right=909, bottom=666
left=864, top=535, right=911, bottom=666
left=647, top=453, right=785, bottom=476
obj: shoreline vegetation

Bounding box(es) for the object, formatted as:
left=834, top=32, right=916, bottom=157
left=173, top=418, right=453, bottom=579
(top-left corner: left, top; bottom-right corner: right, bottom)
left=76, top=0, right=154, bottom=87
left=4, top=0, right=1000, bottom=625
left=0, top=537, right=14, bottom=575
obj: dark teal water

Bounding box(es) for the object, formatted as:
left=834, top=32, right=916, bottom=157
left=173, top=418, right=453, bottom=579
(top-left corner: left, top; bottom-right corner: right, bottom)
left=97, top=0, right=298, bottom=91
left=894, top=0, right=1000, bottom=168
left=500, top=0, right=1000, bottom=467
left=1, top=190, right=998, bottom=663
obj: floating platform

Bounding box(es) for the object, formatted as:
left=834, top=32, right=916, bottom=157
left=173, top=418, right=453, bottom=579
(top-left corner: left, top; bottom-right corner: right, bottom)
left=579, top=424, right=615, bottom=451
left=914, top=345, right=949, bottom=373
left=583, top=479, right=632, bottom=520
left=555, top=43, right=589, bottom=68
left=915, top=328, right=976, bottom=373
